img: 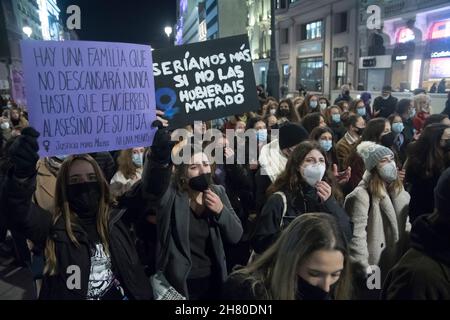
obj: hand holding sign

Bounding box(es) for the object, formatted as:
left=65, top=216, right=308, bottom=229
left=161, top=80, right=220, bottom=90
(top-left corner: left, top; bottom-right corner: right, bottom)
left=153, top=35, right=258, bottom=129
left=9, top=127, right=40, bottom=178
left=21, top=40, right=157, bottom=157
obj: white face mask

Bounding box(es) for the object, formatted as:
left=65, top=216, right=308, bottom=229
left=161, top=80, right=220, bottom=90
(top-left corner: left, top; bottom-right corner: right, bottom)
left=378, top=161, right=397, bottom=183
left=0, top=122, right=10, bottom=130
left=270, top=109, right=277, bottom=115
left=319, top=103, right=327, bottom=111
left=301, top=163, right=326, bottom=187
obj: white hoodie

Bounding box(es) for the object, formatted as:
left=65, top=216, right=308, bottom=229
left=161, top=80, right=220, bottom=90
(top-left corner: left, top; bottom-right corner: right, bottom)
left=258, top=139, right=288, bottom=182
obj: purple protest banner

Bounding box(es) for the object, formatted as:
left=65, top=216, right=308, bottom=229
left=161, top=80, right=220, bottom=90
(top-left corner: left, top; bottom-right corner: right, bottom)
left=20, top=40, right=156, bottom=157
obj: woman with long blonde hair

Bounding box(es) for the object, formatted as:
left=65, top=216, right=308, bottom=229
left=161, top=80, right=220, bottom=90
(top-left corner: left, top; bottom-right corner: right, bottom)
left=223, top=213, right=352, bottom=300
left=6, top=130, right=152, bottom=300
left=344, top=141, right=410, bottom=299
left=110, top=147, right=145, bottom=199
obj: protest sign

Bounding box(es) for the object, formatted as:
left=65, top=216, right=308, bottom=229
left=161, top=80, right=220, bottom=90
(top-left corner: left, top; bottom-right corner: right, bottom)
left=20, top=40, right=156, bottom=157
left=152, top=34, right=258, bottom=129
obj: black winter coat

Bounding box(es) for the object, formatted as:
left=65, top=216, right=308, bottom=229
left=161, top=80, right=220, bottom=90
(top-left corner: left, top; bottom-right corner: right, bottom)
left=141, top=158, right=243, bottom=299
left=381, top=215, right=450, bottom=300
left=250, top=185, right=353, bottom=254
left=405, top=170, right=441, bottom=223
left=5, top=174, right=152, bottom=300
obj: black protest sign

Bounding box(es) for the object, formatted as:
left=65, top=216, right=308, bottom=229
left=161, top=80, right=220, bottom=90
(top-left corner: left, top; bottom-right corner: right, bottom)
left=152, top=34, right=258, bottom=129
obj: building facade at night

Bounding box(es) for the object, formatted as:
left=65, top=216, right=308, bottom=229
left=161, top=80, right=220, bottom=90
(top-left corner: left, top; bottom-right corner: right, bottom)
left=175, top=0, right=247, bottom=45
left=358, top=0, right=450, bottom=93
left=247, top=0, right=272, bottom=88
left=274, top=0, right=359, bottom=97
left=0, top=0, right=64, bottom=106
left=274, top=0, right=450, bottom=97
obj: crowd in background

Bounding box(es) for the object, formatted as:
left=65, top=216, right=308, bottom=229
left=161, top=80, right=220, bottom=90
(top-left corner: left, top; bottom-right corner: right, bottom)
left=0, top=83, right=449, bottom=300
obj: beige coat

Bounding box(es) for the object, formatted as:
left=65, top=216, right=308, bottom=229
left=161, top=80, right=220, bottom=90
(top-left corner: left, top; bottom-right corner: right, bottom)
left=110, top=168, right=143, bottom=199
left=344, top=172, right=411, bottom=280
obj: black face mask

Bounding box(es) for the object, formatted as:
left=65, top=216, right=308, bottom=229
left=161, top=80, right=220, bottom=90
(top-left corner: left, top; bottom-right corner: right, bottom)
left=297, top=276, right=332, bottom=300
left=188, top=173, right=211, bottom=192
left=279, top=109, right=290, bottom=117
left=67, top=182, right=101, bottom=219
left=344, top=90, right=350, bottom=96
left=381, top=131, right=396, bottom=148
left=354, top=127, right=364, bottom=136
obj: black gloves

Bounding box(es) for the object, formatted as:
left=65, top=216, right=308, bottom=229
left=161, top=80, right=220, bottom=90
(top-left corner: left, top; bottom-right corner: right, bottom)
left=151, top=120, right=175, bottom=165
left=8, top=127, right=40, bottom=178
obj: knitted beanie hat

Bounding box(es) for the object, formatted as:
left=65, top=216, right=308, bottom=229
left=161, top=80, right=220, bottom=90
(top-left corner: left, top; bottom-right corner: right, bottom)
left=357, top=141, right=394, bottom=171
left=278, top=122, right=310, bottom=150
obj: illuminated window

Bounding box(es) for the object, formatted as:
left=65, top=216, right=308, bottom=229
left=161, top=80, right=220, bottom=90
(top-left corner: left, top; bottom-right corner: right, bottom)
left=301, top=20, right=322, bottom=40
left=429, top=19, right=450, bottom=40
left=396, top=28, right=415, bottom=43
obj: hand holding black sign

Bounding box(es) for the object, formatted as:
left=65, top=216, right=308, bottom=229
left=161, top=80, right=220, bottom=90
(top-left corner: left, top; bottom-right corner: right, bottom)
left=152, top=35, right=258, bottom=129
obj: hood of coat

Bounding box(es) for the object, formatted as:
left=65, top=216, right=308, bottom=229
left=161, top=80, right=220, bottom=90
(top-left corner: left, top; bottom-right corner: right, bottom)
left=410, top=214, right=450, bottom=267
left=258, top=139, right=287, bottom=182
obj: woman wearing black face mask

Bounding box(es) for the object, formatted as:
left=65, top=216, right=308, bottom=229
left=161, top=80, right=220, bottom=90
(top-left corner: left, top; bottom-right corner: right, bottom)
left=276, top=99, right=300, bottom=123
left=336, top=114, right=365, bottom=170
left=5, top=129, right=152, bottom=300
left=142, top=126, right=243, bottom=300
left=223, top=213, right=351, bottom=300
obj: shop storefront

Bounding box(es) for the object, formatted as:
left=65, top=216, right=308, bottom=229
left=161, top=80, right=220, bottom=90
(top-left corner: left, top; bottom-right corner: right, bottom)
left=423, top=19, right=450, bottom=91
left=391, top=27, right=422, bottom=92
left=296, top=40, right=324, bottom=93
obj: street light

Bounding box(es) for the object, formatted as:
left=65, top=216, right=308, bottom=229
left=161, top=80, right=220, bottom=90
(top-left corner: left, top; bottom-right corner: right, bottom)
left=164, top=26, right=173, bottom=38
left=23, top=26, right=32, bottom=38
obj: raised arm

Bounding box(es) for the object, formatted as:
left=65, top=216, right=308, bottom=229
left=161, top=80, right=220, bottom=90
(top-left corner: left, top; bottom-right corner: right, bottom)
left=5, top=127, right=52, bottom=247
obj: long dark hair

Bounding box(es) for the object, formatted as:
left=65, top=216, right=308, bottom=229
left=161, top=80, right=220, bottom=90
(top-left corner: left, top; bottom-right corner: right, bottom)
left=310, top=126, right=338, bottom=165
left=267, top=141, right=342, bottom=201
left=302, top=112, right=323, bottom=133
left=406, top=123, right=450, bottom=178
left=298, top=94, right=319, bottom=117
left=361, top=118, right=387, bottom=143
left=277, top=99, right=300, bottom=122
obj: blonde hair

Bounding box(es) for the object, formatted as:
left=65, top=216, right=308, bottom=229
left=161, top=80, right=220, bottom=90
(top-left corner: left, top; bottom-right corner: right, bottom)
left=368, top=166, right=403, bottom=199
left=413, top=93, right=431, bottom=112
left=117, top=148, right=139, bottom=179
left=44, top=154, right=112, bottom=275
left=232, top=213, right=352, bottom=300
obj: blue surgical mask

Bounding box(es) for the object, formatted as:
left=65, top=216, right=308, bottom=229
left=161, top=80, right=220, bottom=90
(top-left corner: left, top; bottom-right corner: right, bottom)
left=331, top=114, right=341, bottom=123
left=319, top=139, right=332, bottom=152
left=310, top=101, right=318, bottom=109
left=132, top=153, right=144, bottom=167
left=378, top=161, right=398, bottom=183
left=357, top=108, right=366, bottom=117
left=392, top=122, right=404, bottom=134
left=256, top=129, right=268, bottom=142
left=409, top=108, right=416, bottom=119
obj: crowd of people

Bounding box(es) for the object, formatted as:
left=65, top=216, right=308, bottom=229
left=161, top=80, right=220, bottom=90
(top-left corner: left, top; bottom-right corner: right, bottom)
left=0, top=85, right=449, bottom=300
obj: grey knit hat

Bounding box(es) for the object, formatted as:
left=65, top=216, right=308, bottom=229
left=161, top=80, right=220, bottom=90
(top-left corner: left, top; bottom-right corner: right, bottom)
left=357, top=141, right=394, bottom=171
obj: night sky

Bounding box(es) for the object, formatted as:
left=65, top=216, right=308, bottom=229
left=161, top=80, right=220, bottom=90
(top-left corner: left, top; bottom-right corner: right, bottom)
left=56, top=0, right=177, bottom=49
